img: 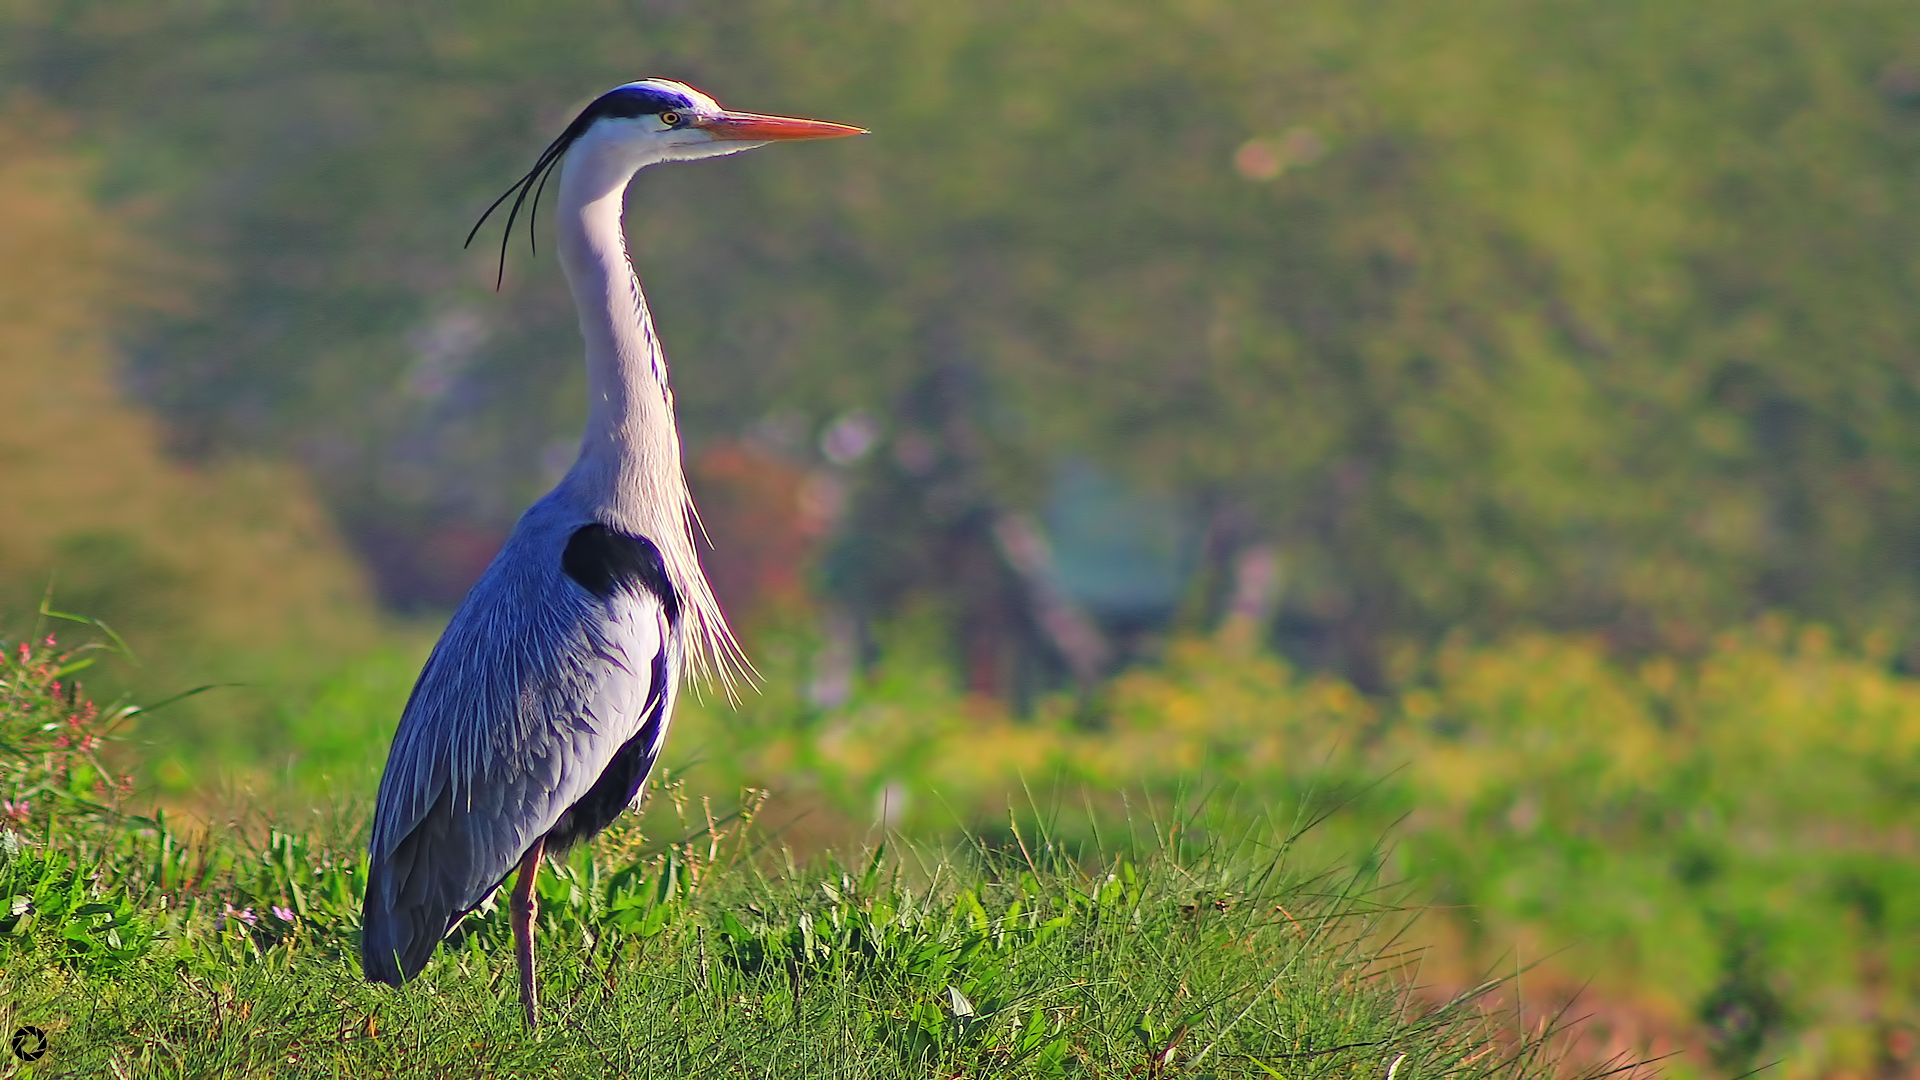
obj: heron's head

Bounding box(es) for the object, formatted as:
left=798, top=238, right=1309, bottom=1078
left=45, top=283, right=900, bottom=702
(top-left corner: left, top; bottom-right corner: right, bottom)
left=470, top=79, right=864, bottom=281
left=560, top=79, right=866, bottom=168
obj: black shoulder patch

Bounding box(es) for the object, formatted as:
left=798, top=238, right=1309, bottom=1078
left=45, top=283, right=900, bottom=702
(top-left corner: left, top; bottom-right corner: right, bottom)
left=561, top=524, right=681, bottom=620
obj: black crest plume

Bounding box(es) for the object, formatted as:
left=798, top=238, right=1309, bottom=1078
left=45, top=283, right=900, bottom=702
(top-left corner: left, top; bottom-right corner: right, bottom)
left=464, top=122, right=576, bottom=291
left=464, top=83, right=696, bottom=289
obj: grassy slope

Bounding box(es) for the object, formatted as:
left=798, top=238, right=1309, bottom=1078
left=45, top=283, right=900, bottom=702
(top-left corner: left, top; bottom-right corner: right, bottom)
left=0, top=824, right=1540, bottom=1080
left=216, top=614, right=1920, bottom=1080
left=302, top=627, right=1920, bottom=1079
left=0, top=631, right=1556, bottom=1080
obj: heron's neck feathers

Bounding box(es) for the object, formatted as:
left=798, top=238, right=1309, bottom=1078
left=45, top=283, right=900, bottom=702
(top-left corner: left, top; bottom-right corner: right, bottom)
left=551, top=145, right=747, bottom=692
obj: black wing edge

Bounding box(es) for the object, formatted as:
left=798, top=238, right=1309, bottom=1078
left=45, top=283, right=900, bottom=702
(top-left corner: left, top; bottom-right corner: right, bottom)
left=362, top=781, right=473, bottom=985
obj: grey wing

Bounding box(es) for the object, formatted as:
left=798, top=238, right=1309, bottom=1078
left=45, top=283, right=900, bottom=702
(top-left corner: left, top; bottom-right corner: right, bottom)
left=361, top=568, right=669, bottom=985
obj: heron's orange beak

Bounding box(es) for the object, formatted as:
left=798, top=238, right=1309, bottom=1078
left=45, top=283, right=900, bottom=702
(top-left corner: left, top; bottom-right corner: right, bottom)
left=697, top=112, right=867, bottom=142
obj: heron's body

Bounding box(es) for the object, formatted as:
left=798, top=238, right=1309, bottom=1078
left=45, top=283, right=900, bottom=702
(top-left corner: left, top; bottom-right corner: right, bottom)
left=360, top=80, right=860, bottom=1019
left=361, top=499, right=681, bottom=984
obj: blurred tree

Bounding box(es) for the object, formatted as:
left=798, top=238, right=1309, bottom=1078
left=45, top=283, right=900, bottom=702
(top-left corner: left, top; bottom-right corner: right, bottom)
left=4, top=0, right=1917, bottom=684
left=0, top=106, right=380, bottom=744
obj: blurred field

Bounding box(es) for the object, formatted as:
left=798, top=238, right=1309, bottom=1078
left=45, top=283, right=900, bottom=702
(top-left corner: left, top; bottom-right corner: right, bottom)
left=0, top=109, right=391, bottom=761
left=0, top=629, right=1553, bottom=1079
left=232, top=618, right=1916, bottom=1080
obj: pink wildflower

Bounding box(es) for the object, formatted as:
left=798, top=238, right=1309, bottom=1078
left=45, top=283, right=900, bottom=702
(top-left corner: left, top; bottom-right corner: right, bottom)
left=272, top=905, right=295, bottom=923
left=221, top=902, right=257, bottom=928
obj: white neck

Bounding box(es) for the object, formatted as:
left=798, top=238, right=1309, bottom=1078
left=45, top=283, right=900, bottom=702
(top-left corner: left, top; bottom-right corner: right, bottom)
left=552, top=144, right=680, bottom=532
left=547, top=136, right=745, bottom=687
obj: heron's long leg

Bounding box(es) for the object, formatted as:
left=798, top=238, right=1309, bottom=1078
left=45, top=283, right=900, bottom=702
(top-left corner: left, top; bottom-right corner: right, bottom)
left=510, top=837, right=546, bottom=1029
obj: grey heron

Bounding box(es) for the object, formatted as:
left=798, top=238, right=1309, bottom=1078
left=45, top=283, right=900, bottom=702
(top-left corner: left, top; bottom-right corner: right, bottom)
left=361, top=79, right=862, bottom=1027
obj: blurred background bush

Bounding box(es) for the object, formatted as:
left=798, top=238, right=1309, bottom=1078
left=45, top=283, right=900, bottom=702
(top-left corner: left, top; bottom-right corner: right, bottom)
left=1, top=1, right=1917, bottom=1076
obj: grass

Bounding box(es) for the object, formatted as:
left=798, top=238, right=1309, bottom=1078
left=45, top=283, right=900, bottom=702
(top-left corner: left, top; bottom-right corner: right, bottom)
left=0, top=625, right=1566, bottom=1079
left=0, top=812, right=1549, bottom=1079
left=114, top=611, right=1920, bottom=1079
left=647, top=622, right=1920, bottom=1080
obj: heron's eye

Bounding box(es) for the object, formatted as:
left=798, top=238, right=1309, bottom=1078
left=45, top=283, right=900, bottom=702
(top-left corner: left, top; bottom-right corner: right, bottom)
left=659, top=111, right=682, bottom=128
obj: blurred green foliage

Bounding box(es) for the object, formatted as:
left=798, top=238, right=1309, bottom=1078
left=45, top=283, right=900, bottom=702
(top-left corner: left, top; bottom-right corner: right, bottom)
left=249, top=612, right=1920, bottom=1079
left=0, top=110, right=390, bottom=755
left=3, top=1, right=1918, bottom=666
left=697, top=619, right=1920, bottom=1078
left=0, top=631, right=1531, bottom=1078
